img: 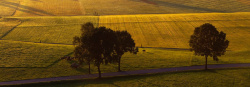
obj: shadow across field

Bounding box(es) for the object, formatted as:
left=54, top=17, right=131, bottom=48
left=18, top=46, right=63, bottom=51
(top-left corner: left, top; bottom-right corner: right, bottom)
left=47, top=52, right=74, bottom=68
left=139, top=0, right=226, bottom=12
left=0, top=0, right=54, bottom=16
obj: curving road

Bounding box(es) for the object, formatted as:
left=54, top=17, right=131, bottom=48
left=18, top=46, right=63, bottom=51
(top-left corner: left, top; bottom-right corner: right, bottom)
left=0, top=63, right=250, bottom=86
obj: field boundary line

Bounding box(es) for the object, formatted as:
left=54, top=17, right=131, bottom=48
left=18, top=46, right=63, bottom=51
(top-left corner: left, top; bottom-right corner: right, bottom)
left=0, top=39, right=232, bottom=51
left=0, top=20, right=22, bottom=39
left=0, top=39, right=74, bottom=46
left=10, top=1, right=20, bottom=16
left=16, top=22, right=100, bottom=28
left=96, top=19, right=250, bottom=24
left=0, top=63, right=249, bottom=86
left=97, top=12, right=250, bottom=16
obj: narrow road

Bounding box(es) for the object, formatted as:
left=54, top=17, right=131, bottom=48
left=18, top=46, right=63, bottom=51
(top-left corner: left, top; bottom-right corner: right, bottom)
left=0, top=63, right=250, bottom=86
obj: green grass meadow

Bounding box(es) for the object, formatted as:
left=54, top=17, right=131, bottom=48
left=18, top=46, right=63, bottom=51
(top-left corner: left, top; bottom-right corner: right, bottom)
left=0, top=40, right=72, bottom=67
left=0, top=46, right=249, bottom=82
left=0, top=11, right=249, bottom=86
left=9, top=68, right=250, bottom=87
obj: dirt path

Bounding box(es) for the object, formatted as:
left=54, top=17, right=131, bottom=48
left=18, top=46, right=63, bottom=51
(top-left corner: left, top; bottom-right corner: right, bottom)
left=0, top=63, right=250, bottom=86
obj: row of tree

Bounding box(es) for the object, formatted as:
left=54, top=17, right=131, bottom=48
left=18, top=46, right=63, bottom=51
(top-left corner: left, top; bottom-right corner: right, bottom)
left=73, top=22, right=229, bottom=78
left=73, top=22, right=138, bottom=78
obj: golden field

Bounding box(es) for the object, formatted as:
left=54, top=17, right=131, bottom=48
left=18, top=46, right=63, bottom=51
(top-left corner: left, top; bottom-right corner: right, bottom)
left=99, top=12, right=250, bottom=51
left=0, top=12, right=248, bottom=66
left=1, top=0, right=250, bottom=16
left=0, top=0, right=249, bottom=84
left=2, top=12, right=248, bottom=51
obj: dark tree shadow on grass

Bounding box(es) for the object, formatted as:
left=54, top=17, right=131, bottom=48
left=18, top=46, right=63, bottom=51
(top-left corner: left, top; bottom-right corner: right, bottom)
left=46, top=52, right=74, bottom=68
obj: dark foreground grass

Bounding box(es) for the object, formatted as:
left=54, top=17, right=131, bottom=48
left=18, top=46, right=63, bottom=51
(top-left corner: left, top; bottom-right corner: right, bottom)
left=0, top=44, right=249, bottom=82
left=5, top=68, right=250, bottom=87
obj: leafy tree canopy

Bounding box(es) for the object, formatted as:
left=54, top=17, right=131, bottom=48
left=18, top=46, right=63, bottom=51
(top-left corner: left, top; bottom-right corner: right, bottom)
left=189, top=23, right=229, bottom=61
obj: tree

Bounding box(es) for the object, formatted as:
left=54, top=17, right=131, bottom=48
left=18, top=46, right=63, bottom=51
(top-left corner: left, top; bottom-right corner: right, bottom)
left=73, top=22, right=94, bottom=74
left=189, top=23, right=229, bottom=70
left=73, top=23, right=137, bottom=78
left=114, top=31, right=138, bottom=72
left=88, top=27, right=117, bottom=78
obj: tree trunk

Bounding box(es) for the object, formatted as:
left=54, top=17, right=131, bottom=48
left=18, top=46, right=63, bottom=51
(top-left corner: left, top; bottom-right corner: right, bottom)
left=88, top=63, right=91, bottom=74
left=118, top=57, right=121, bottom=72
left=98, top=64, right=101, bottom=78
left=205, top=56, right=208, bottom=70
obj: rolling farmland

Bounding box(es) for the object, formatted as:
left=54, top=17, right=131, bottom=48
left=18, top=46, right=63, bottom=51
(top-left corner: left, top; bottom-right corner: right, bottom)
left=2, top=13, right=249, bottom=51
left=80, top=0, right=250, bottom=15
left=0, top=18, right=21, bottom=38
left=2, top=16, right=98, bottom=44
left=0, top=0, right=249, bottom=83
left=0, top=0, right=19, bottom=16
left=0, top=12, right=249, bottom=82
left=0, top=12, right=249, bottom=67
left=1, top=0, right=250, bottom=16
left=99, top=12, right=250, bottom=51
left=0, top=40, right=72, bottom=67
left=0, top=0, right=84, bottom=16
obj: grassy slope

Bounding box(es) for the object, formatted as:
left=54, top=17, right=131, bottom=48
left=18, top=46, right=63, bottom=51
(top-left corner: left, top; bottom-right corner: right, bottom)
left=0, top=40, right=72, bottom=67
left=0, top=0, right=19, bottom=16
left=2, top=16, right=99, bottom=44
left=0, top=13, right=249, bottom=82
left=13, top=0, right=84, bottom=16
left=0, top=18, right=21, bottom=38
left=3, top=13, right=250, bottom=50
left=1, top=0, right=250, bottom=16
left=13, top=68, right=250, bottom=87
left=79, top=0, right=250, bottom=15
left=0, top=47, right=249, bottom=82
left=99, top=12, right=250, bottom=51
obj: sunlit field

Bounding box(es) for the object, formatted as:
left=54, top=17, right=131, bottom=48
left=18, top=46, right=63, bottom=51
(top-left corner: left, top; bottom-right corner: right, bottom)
left=0, top=0, right=250, bottom=86
left=0, top=18, right=21, bottom=38
left=0, top=0, right=84, bottom=16
left=99, top=13, right=250, bottom=51
left=2, top=13, right=246, bottom=50
left=0, top=0, right=19, bottom=16
left=79, top=0, right=250, bottom=15
left=2, top=16, right=98, bottom=44
left=0, top=0, right=250, bottom=16
left=0, top=12, right=249, bottom=82
left=2, top=13, right=248, bottom=50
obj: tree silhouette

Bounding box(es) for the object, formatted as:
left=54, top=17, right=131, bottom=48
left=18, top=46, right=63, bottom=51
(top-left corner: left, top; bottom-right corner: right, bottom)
left=88, top=27, right=117, bottom=78
left=189, top=23, right=229, bottom=70
left=114, top=31, right=138, bottom=72
left=73, top=23, right=137, bottom=78
left=73, top=22, right=94, bottom=74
